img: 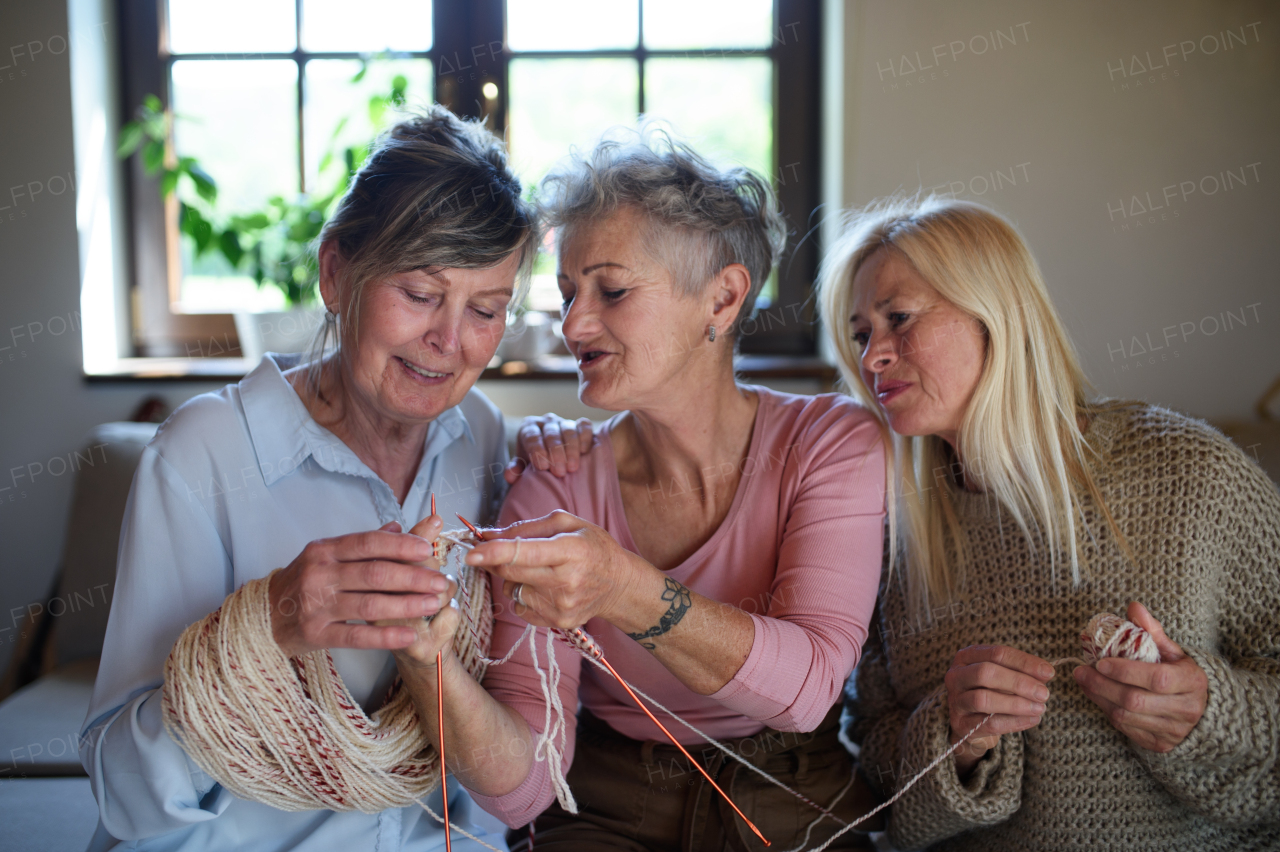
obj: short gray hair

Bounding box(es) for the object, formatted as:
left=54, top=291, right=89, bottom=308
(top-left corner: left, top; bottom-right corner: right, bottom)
left=538, top=127, right=787, bottom=337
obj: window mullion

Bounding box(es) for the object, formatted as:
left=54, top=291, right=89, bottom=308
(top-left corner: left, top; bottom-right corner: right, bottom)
left=295, top=0, right=306, bottom=194
left=637, top=0, right=645, bottom=115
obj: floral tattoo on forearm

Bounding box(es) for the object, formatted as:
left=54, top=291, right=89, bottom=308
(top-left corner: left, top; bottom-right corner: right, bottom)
left=627, top=578, right=693, bottom=650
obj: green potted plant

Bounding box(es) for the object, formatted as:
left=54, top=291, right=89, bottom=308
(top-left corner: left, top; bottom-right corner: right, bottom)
left=118, top=71, right=408, bottom=363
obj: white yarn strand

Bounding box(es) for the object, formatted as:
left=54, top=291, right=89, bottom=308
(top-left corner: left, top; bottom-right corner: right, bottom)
left=527, top=624, right=577, bottom=813
left=780, top=773, right=859, bottom=852
left=804, top=713, right=995, bottom=852
left=417, top=800, right=505, bottom=852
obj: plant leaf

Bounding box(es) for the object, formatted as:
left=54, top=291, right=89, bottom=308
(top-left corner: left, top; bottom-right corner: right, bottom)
left=159, top=169, right=180, bottom=197
left=143, top=93, right=163, bottom=113
left=117, top=123, right=145, bottom=157
left=390, top=74, right=408, bottom=106
left=142, top=140, right=166, bottom=175
left=218, top=229, right=244, bottom=267
left=180, top=203, right=214, bottom=255
left=187, top=163, right=218, bottom=202
left=233, top=212, right=271, bottom=231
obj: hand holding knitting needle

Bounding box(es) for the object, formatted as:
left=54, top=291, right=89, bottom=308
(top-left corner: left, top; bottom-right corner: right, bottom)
left=379, top=511, right=461, bottom=669
left=945, top=644, right=1054, bottom=778
left=1074, top=602, right=1208, bottom=753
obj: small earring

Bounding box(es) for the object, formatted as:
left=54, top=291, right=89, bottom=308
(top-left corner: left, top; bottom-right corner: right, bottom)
left=708, top=325, right=716, bottom=342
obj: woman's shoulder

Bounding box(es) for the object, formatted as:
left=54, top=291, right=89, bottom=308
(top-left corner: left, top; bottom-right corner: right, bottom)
left=147, top=384, right=252, bottom=467
left=754, top=387, right=884, bottom=458
left=1090, top=401, right=1270, bottom=489
left=500, top=415, right=622, bottom=524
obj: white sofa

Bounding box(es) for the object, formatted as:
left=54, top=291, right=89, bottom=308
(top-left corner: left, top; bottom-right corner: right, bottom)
left=0, top=422, right=159, bottom=851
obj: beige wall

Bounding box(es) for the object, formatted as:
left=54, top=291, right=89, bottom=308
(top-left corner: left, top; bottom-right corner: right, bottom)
left=829, top=0, right=1277, bottom=421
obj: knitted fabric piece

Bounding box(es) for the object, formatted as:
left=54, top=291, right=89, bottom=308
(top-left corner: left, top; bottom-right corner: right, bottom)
left=848, top=405, right=1280, bottom=851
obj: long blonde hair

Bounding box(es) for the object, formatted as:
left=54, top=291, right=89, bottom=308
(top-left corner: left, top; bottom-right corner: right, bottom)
left=818, top=196, right=1123, bottom=618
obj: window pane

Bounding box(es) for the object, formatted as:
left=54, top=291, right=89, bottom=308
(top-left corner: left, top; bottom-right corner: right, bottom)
left=170, top=60, right=299, bottom=308
left=305, top=59, right=432, bottom=192
left=645, top=57, right=774, bottom=306
left=642, top=0, right=772, bottom=50
left=168, top=0, right=296, bottom=54
left=644, top=58, right=772, bottom=177
left=302, top=0, right=432, bottom=52
left=508, top=58, right=638, bottom=187
left=171, top=60, right=300, bottom=212
left=507, top=0, right=639, bottom=51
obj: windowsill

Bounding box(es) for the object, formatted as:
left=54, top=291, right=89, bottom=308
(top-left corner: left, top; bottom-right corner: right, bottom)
left=83, top=354, right=837, bottom=384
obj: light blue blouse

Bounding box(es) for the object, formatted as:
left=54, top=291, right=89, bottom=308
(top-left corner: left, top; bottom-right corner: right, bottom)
left=79, top=355, right=510, bottom=852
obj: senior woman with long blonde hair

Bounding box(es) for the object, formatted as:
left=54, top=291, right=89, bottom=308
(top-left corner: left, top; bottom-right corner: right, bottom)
left=822, top=197, right=1280, bottom=851
left=393, top=132, right=888, bottom=850
left=80, top=106, right=532, bottom=852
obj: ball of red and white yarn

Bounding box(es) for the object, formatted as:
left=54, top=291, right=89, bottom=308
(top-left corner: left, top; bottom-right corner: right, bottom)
left=1079, top=613, right=1161, bottom=664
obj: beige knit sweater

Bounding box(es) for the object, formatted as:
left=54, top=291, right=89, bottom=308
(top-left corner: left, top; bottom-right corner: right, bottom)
left=847, top=404, right=1280, bottom=851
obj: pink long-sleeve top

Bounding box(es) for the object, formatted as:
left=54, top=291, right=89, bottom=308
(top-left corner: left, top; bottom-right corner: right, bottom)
left=473, top=387, right=886, bottom=827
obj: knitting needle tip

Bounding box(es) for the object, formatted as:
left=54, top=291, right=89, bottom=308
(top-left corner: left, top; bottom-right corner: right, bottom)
left=455, top=513, right=484, bottom=540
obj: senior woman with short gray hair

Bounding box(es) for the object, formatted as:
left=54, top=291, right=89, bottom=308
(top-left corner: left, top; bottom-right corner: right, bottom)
left=81, top=106, right=532, bottom=852
left=395, top=132, right=888, bottom=850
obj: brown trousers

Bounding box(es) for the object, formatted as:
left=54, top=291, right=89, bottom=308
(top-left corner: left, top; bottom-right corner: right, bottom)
left=506, top=706, right=881, bottom=852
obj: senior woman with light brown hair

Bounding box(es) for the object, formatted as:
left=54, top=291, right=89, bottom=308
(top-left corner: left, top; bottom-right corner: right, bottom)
left=394, top=131, right=888, bottom=850
left=822, top=196, right=1280, bottom=851
left=80, top=106, right=533, bottom=852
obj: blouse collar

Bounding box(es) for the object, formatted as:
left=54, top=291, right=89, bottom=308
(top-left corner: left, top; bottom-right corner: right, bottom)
left=238, top=354, right=472, bottom=488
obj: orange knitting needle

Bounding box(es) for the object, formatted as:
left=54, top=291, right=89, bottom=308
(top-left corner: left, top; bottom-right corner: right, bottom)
left=431, top=494, right=439, bottom=560
left=455, top=513, right=482, bottom=539
left=437, top=649, right=450, bottom=851
left=455, top=514, right=769, bottom=846
left=430, top=493, right=450, bottom=850
left=595, top=654, right=769, bottom=845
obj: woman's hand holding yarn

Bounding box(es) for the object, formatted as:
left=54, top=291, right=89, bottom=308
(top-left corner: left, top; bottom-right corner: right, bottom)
left=944, top=644, right=1055, bottom=777
left=268, top=517, right=453, bottom=657
left=465, top=510, right=638, bottom=630
left=1074, top=602, right=1208, bottom=753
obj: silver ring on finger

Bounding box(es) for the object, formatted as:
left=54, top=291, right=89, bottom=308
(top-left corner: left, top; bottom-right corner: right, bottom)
left=512, top=582, right=526, bottom=607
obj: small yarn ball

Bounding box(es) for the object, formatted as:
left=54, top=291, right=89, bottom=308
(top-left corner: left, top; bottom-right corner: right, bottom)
left=1079, top=613, right=1161, bottom=665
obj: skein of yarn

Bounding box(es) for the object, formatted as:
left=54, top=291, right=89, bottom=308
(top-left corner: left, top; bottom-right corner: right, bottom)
left=161, top=535, right=492, bottom=813
left=1078, top=612, right=1161, bottom=664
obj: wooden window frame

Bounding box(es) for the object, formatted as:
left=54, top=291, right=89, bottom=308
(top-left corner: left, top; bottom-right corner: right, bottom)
left=118, top=0, right=820, bottom=358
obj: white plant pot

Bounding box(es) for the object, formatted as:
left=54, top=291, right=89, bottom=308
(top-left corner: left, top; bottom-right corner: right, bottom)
left=235, top=306, right=326, bottom=367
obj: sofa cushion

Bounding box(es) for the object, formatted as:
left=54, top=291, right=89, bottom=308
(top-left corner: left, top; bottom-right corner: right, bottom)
left=0, top=777, right=99, bottom=852
left=0, top=659, right=98, bottom=778
left=50, top=423, right=159, bottom=669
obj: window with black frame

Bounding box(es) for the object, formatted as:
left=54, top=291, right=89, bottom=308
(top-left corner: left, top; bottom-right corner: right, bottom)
left=118, top=0, right=820, bottom=359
